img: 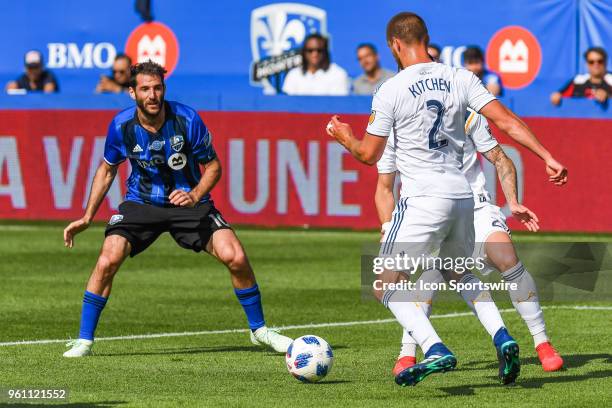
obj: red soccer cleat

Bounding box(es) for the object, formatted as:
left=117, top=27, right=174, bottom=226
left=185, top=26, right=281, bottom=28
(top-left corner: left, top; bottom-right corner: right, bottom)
left=536, top=342, right=564, bottom=372
left=392, top=356, right=417, bottom=377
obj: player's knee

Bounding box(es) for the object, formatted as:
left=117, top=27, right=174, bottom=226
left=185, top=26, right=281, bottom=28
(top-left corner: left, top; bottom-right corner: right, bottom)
left=96, top=253, right=122, bottom=279
left=218, top=245, right=248, bottom=271
left=493, top=252, right=519, bottom=273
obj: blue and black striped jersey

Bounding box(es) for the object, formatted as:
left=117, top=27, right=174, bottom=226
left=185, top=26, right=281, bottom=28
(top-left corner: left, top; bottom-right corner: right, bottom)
left=104, top=101, right=216, bottom=207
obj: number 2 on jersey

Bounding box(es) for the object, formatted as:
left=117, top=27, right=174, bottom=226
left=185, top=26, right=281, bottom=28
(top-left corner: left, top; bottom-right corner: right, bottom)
left=426, top=100, right=448, bottom=150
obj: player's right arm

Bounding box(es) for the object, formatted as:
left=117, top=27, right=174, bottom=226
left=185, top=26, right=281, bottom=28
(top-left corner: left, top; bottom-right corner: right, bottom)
left=482, top=145, right=539, bottom=232
left=64, top=120, right=125, bottom=248
left=64, top=162, right=118, bottom=247
left=463, top=71, right=568, bottom=186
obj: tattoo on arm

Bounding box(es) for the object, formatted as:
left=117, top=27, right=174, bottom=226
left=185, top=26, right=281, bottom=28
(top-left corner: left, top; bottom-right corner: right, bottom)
left=483, top=145, right=518, bottom=205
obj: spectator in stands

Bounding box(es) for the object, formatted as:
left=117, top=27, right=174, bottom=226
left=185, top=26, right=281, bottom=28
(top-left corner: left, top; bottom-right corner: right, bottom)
left=428, top=44, right=441, bottom=62
left=550, top=47, right=611, bottom=106
left=463, top=46, right=503, bottom=96
left=95, top=54, right=132, bottom=93
left=282, top=33, right=350, bottom=95
left=5, top=50, right=58, bottom=93
left=352, top=43, right=394, bottom=95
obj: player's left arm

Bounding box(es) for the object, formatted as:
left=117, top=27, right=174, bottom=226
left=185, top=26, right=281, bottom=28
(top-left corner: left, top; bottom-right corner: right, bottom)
left=482, top=145, right=539, bottom=232
left=479, top=100, right=567, bottom=186
left=170, top=157, right=222, bottom=207
left=169, top=114, right=221, bottom=207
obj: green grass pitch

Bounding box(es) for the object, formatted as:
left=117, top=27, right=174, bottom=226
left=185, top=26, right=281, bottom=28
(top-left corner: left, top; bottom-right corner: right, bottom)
left=0, top=222, right=610, bottom=407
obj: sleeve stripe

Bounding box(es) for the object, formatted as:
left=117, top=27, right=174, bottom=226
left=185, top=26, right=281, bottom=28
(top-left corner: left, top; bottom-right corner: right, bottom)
left=103, top=157, right=125, bottom=166
left=464, top=112, right=476, bottom=133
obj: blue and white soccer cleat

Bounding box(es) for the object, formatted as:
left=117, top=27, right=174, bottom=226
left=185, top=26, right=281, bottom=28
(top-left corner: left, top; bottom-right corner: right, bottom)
left=494, top=328, right=520, bottom=384
left=395, top=343, right=457, bottom=386
left=63, top=339, right=93, bottom=358
left=249, top=326, right=293, bottom=353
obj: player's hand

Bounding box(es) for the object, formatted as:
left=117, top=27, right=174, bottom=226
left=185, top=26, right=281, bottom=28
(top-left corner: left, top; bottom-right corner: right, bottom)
left=550, top=92, right=562, bottom=106
left=64, top=217, right=91, bottom=248
left=509, top=202, right=539, bottom=232
left=169, top=189, right=197, bottom=207
left=545, top=157, right=568, bottom=186
left=326, top=115, right=354, bottom=146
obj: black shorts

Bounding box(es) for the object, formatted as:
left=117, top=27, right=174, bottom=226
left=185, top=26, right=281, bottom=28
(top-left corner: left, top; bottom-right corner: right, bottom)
left=105, top=201, right=231, bottom=257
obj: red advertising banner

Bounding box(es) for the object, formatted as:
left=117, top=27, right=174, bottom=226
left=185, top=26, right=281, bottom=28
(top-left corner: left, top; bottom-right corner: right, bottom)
left=0, top=110, right=610, bottom=232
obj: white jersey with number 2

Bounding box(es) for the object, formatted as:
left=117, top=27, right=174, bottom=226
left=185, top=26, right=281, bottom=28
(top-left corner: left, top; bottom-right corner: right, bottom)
left=367, top=61, right=496, bottom=200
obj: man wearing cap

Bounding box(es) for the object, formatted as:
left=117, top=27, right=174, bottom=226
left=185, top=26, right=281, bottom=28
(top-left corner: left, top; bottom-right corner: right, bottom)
left=6, top=50, right=59, bottom=93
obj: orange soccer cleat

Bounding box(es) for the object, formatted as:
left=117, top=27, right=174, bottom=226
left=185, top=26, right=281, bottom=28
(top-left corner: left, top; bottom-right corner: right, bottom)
left=392, top=356, right=417, bottom=377
left=536, top=342, right=564, bottom=372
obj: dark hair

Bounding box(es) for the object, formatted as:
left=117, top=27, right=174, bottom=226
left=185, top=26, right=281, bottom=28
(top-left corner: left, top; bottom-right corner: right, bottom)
left=463, top=46, right=484, bottom=63
left=386, top=12, right=429, bottom=45
left=584, top=46, right=607, bottom=63
left=115, top=53, right=132, bottom=65
left=357, top=43, right=377, bottom=54
left=301, top=33, right=331, bottom=73
left=130, top=60, right=167, bottom=88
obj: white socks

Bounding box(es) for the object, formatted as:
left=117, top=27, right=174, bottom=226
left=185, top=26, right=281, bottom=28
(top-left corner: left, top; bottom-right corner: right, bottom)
left=398, top=269, right=441, bottom=357
left=383, top=289, right=441, bottom=355
left=458, top=273, right=506, bottom=338
left=502, top=262, right=548, bottom=346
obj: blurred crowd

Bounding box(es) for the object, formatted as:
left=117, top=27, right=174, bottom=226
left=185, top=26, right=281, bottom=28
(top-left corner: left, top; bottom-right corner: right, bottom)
left=5, top=39, right=611, bottom=106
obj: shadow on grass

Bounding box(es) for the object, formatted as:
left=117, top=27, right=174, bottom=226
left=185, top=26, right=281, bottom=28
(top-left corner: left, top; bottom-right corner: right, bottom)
left=438, top=369, right=612, bottom=396
left=96, top=344, right=349, bottom=357
left=5, top=402, right=126, bottom=408
left=459, top=353, right=612, bottom=371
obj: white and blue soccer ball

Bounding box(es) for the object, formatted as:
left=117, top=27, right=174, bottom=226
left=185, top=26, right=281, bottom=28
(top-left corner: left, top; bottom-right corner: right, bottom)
left=285, top=335, right=333, bottom=383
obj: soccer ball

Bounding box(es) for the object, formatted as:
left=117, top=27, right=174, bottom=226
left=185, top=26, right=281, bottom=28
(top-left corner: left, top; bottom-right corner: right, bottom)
left=286, top=335, right=333, bottom=383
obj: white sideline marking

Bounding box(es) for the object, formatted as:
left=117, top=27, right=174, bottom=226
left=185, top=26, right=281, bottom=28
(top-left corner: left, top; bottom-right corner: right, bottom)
left=0, top=305, right=610, bottom=348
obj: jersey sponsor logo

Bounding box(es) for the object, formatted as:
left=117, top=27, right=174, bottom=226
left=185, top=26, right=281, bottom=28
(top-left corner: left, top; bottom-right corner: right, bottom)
left=148, top=140, right=165, bottom=151
left=168, top=152, right=187, bottom=170
left=250, top=3, right=327, bottom=93
left=486, top=26, right=542, bottom=89
left=108, top=214, right=123, bottom=225
left=125, top=22, right=179, bottom=76
left=170, top=135, right=184, bottom=152
left=368, top=110, right=376, bottom=125
left=132, top=144, right=143, bottom=153
left=136, top=155, right=165, bottom=169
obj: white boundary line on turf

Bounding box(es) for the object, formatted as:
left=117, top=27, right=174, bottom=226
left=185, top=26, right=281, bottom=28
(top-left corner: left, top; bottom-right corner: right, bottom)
left=1, top=305, right=610, bottom=348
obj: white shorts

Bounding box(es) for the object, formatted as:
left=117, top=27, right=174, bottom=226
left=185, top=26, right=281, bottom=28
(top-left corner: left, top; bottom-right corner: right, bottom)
left=380, top=196, right=475, bottom=271
left=473, top=203, right=511, bottom=275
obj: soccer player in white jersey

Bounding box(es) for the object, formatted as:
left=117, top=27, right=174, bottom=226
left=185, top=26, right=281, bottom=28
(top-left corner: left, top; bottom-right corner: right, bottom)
left=377, top=110, right=564, bottom=380
left=327, top=12, right=567, bottom=387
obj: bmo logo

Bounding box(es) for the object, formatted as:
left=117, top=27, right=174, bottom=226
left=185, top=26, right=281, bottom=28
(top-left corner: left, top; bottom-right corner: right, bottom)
left=486, top=26, right=542, bottom=89
left=45, top=21, right=179, bottom=75
left=125, top=22, right=179, bottom=75
left=47, top=43, right=116, bottom=69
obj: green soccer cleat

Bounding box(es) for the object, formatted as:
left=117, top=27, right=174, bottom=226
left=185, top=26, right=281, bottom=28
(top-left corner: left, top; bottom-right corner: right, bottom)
left=395, top=343, right=457, bottom=386
left=497, top=340, right=520, bottom=384
left=494, top=328, right=521, bottom=385
left=249, top=326, right=293, bottom=353
left=63, top=339, right=93, bottom=358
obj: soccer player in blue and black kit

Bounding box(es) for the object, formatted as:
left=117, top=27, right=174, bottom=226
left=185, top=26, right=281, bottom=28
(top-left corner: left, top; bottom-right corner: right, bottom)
left=62, top=61, right=292, bottom=357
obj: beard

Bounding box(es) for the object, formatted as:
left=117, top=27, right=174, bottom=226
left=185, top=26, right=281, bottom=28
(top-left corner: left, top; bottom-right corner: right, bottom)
left=136, top=95, right=164, bottom=119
